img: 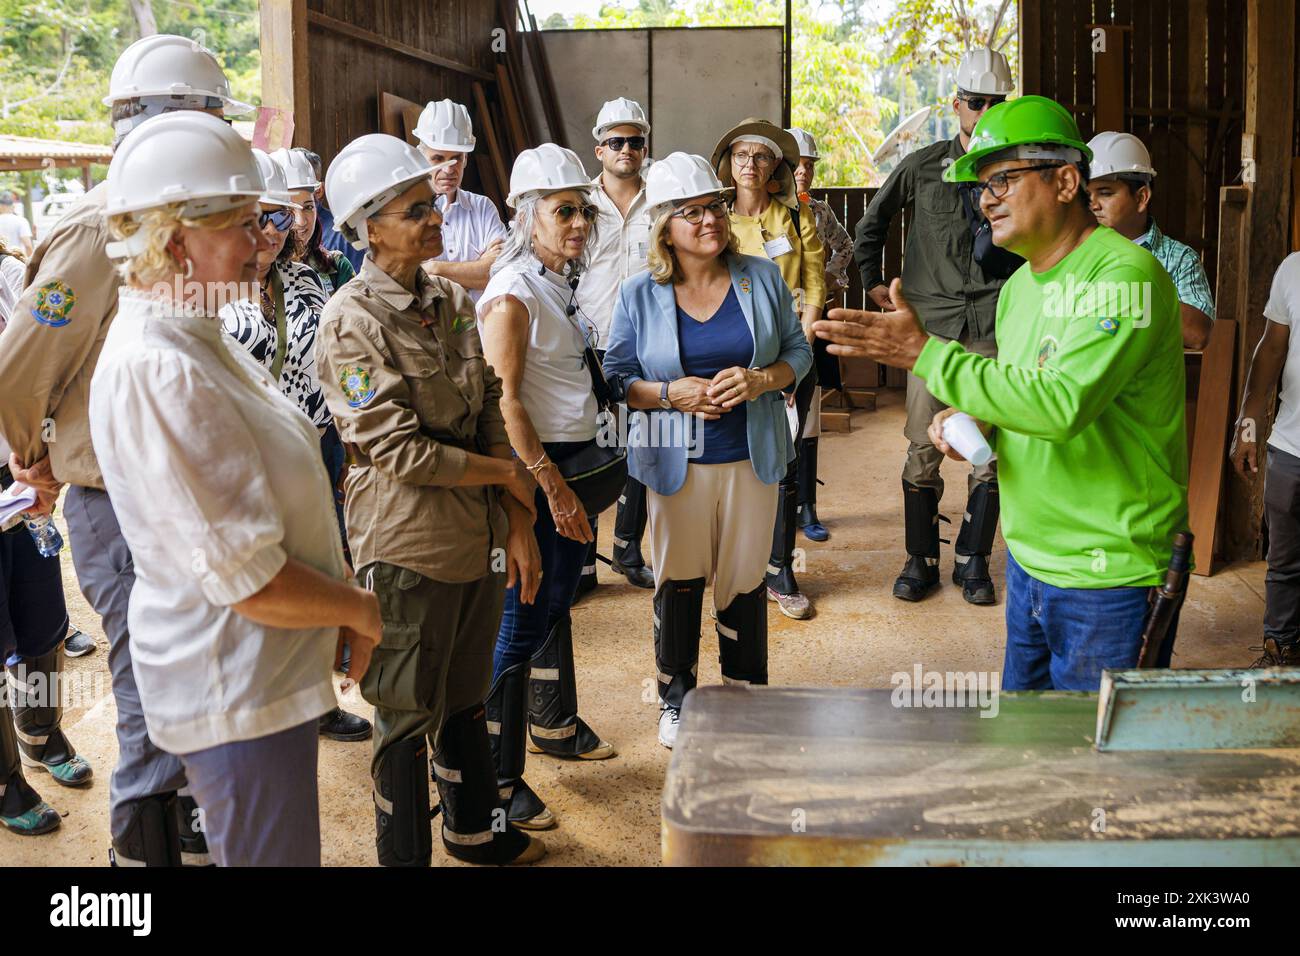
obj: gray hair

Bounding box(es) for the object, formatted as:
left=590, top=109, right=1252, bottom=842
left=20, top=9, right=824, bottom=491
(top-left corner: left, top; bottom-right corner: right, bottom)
left=492, top=191, right=598, bottom=279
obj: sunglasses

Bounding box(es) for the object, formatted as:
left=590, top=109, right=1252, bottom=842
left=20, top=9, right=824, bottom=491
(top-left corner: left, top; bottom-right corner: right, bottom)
left=671, top=199, right=729, bottom=225
left=971, top=163, right=1063, bottom=203
left=259, top=208, right=294, bottom=232
left=960, top=94, right=1007, bottom=112
left=554, top=203, right=598, bottom=225
left=371, top=201, right=438, bottom=223
left=601, top=135, right=646, bottom=153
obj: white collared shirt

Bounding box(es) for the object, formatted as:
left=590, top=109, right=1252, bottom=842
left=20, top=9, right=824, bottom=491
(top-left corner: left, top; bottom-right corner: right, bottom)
left=89, top=290, right=344, bottom=754
left=432, top=188, right=508, bottom=303
left=581, top=173, right=652, bottom=340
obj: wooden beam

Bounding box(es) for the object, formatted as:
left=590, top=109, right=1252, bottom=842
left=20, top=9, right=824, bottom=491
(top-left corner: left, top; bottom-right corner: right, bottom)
left=1187, top=319, right=1237, bottom=575
left=259, top=0, right=310, bottom=148
left=306, top=11, right=494, bottom=83
left=1019, top=0, right=1042, bottom=94
left=1092, top=25, right=1127, bottom=133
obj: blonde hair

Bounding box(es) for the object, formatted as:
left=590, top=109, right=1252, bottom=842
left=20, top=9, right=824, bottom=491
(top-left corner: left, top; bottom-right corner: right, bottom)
left=108, top=203, right=251, bottom=287
left=647, top=205, right=740, bottom=284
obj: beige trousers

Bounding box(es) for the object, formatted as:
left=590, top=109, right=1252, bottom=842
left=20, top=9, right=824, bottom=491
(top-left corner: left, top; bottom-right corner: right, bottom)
left=647, top=460, right=779, bottom=611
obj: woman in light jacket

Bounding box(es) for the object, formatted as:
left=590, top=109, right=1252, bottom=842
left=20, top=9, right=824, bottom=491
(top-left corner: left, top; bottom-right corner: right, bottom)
left=603, top=153, right=812, bottom=748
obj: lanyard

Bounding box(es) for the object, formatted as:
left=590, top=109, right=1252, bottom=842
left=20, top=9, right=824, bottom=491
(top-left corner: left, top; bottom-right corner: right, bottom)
left=269, top=268, right=287, bottom=382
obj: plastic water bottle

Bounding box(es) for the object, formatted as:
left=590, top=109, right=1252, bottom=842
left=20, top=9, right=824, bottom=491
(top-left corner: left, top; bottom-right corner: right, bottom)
left=23, top=512, right=63, bottom=558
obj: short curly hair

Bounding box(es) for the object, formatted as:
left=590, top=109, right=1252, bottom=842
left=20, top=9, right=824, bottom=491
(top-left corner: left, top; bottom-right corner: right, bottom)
left=107, top=203, right=252, bottom=287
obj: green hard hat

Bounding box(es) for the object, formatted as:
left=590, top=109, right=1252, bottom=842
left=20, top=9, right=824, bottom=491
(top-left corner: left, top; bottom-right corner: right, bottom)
left=943, top=95, right=1092, bottom=183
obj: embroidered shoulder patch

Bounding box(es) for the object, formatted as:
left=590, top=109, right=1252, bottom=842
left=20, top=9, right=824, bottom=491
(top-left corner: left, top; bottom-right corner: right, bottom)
left=1096, top=316, right=1119, bottom=337
left=31, top=281, right=76, bottom=328
left=339, top=366, right=376, bottom=408
left=451, top=312, right=477, bottom=334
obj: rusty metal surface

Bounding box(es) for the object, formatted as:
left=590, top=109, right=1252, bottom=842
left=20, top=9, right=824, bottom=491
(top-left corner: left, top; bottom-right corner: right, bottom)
left=661, top=686, right=1300, bottom=866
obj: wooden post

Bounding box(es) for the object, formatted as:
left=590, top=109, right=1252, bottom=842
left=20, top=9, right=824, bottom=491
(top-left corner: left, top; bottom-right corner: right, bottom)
left=1019, top=0, right=1042, bottom=94
left=259, top=0, right=311, bottom=148
left=1092, top=25, right=1129, bottom=134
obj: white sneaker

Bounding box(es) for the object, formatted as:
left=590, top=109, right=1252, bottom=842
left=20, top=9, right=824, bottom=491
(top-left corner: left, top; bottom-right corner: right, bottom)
left=657, top=705, right=680, bottom=749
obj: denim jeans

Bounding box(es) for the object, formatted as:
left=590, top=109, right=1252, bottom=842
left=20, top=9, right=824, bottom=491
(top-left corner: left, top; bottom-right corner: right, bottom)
left=492, top=441, right=590, bottom=677
left=1002, top=550, right=1176, bottom=690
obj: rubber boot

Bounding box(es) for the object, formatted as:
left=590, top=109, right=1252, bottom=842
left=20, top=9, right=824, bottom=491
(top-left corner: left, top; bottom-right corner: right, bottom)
left=893, top=480, right=942, bottom=602
left=526, top=617, right=613, bottom=759
left=6, top=646, right=92, bottom=787
left=171, top=788, right=214, bottom=866
left=433, top=706, right=544, bottom=865
left=373, top=736, right=432, bottom=867
left=611, top=478, right=655, bottom=588
left=484, top=658, right=554, bottom=830
left=717, top=582, right=769, bottom=687
left=110, top=793, right=182, bottom=866
left=0, top=700, right=59, bottom=836
left=654, top=577, right=706, bottom=711
left=796, top=438, right=829, bottom=542
left=766, top=470, right=813, bottom=619
left=953, top=480, right=999, bottom=605
left=573, top=515, right=599, bottom=603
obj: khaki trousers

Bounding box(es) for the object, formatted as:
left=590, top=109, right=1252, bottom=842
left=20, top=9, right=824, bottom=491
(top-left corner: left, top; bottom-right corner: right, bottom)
left=648, top=461, right=779, bottom=611
left=904, top=333, right=998, bottom=497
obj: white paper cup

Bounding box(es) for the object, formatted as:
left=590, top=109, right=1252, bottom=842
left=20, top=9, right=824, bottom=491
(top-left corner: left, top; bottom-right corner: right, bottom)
left=941, top=412, right=993, bottom=466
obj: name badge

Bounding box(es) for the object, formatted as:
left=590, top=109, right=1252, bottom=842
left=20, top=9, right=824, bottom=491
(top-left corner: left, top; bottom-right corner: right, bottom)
left=762, top=235, right=793, bottom=258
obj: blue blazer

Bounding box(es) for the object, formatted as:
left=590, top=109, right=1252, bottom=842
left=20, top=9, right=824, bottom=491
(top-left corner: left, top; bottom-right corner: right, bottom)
left=602, top=252, right=814, bottom=496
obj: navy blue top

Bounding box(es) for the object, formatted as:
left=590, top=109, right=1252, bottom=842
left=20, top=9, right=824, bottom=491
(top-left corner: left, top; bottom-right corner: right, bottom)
left=677, top=286, right=754, bottom=464
left=319, top=204, right=366, bottom=274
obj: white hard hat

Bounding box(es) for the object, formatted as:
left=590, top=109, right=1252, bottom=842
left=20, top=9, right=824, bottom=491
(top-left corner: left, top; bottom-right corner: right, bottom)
left=270, top=147, right=320, bottom=192
left=413, top=99, right=476, bottom=152
left=592, top=97, right=650, bottom=141
left=956, top=48, right=1015, bottom=96
left=253, top=149, right=300, bottom=209
left=1087, top=131, right=1157, bottom=181
left=645, top=152, right=733, bottom=220
left=787, top=127, right=819, bottom=160
left=325, top=134, right=433, bottom=250
left=104, top=34, right=253, bottom=114
left=506, top=144, right=591, bottom=209
left=104, top=112, right=264, bottom=256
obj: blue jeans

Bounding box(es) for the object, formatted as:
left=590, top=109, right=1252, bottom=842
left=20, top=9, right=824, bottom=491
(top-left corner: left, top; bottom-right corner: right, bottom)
left=1003, top=551, right=1177, bottom=690
left=492, top=441, right=590, bottom=677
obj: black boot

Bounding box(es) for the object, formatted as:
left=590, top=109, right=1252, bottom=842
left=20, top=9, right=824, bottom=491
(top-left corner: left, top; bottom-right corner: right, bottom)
left=796, top=438, right=829, bottom=542
left=373, top=736, right=432, bottom=867
left=654, top=577, right=705, bottom=749
left=717, top=582, right=769, bottom=687
left=1250, top=637, right=1300, bottom=668
left=953, top=481, right=999, bottom=605
left=611, top=477, right=655, bottom=588
left=111, top=793, right=182, bottom=866
left=0, top=702, right=59, bottom=836
left=6, top=646, right=92, bottom=787
left=766, top=468, right=813, bottom=619
left=526, top=617, right=613, bottom=759
left=894, top=480, right=942, bottom=602
left=484, top=658, right=554, bottom=830
left=319, top=705, right=373, bottom=741
left=573, top=515, right=599, bottom=603
left=433, top=706, right=544, bottom=865
left=169, top=789, right=214, bottom=866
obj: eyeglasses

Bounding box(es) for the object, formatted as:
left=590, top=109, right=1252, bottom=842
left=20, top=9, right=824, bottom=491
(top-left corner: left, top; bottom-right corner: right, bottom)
left=731, top=149, right=775, bottom=169
left=971, top=163, right=1063, bottom=203
left=959, top=94, right=1007, bottom=112
left=553, top=203, right=598, bottom=225
left=370, top=201, right=439, bottom=223
left=671, top=199, right=729, bottom=225
left=259, top=208, right=294, bottom=232
left=601, top=136, right=646, bottom=153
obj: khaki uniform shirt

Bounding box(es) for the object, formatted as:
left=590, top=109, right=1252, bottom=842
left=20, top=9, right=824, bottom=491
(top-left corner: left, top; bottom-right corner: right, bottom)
left=0, top=184, right=119, bottom=489
left=316, top=258, right=509, bottom=584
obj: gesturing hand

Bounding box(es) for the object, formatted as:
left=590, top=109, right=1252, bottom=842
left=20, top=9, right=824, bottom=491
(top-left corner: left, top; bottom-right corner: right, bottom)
left=867, top=283, right=896, bottom=311
left=1229, top=417, right=1260, bottom=478
left=667, top=376, right=724, bottom=419
left=812, top=278, right=929, bottom=370
left=707, top=366, right=767, bottom=409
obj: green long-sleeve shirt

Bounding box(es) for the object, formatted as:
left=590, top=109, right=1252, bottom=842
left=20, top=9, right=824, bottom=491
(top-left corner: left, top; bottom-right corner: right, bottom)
left=855, top=136, right=1003, bottom=341
left=912, top=226, right=1188, bottom=588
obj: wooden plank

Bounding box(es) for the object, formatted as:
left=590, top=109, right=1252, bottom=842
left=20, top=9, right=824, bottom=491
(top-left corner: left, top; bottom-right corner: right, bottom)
left=1093, top=25, right=1128, bottom=134
left=1020, top=0, right=1043, bottom=94
left=1187, top=317, right=1237, bottom=575
left=494, top=63, right=529, bottom=156
left=472, top=80, right=511, bottom=201
left=259, top=0, right=311, bottom=148
left=307, top=10, right=495, bottom=82
left=1183, top=0, right=1209, bottom=263
left=1072, top=0, right=1094, bottom=138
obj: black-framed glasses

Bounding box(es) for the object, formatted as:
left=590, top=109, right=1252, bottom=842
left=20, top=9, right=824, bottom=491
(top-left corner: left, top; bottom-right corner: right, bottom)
left=971, top=163, right=1063, bottom=203
left=731, top=149, right=774, bottom=168
left=601, top=135, right=646, bottom=153
left=554, top=203, right=598, bottom=225
left=671, top=198, right=729, bottom=225
left=258, top=208, right=294, bottom=232
left=959, top=94, right=1007, bottom=112
left=370, top=200, right=438, bottom=223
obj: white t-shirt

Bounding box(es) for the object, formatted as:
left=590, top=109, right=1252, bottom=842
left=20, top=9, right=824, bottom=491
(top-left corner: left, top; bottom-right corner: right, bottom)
left=1265, top=252, right=1300, bottom=459
left=0, top=252, right=25, bottom=329
left=581, top=174, right=652, bottom=340
left=478, top=260, right=598, bottom=443
left=0, top=212, right=32, bottom=250
left=90, top=290, right=343, bottom=754
left=432, top=188, right=508, bottom=304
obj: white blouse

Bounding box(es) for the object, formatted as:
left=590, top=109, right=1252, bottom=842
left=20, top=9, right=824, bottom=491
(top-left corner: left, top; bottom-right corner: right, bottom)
left=89, top=290, right=344, bottom=754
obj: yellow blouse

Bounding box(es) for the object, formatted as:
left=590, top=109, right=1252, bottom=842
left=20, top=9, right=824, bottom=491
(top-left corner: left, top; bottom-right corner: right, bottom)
left=728, top=199, right=826, bottom=312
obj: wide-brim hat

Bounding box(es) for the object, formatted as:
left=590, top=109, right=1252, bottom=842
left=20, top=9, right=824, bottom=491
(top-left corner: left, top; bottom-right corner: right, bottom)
left=709, top=118, right=801, bottom=209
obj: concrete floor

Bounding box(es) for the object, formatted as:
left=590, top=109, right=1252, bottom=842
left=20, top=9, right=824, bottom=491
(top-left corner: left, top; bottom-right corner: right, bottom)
left=4, top=388, right=1270, bottom=867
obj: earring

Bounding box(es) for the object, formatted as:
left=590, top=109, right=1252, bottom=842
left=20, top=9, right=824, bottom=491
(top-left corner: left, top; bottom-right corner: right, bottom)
left=766, top=180, right=782, bottom=195
left=183, top=257, right=194, bottom=279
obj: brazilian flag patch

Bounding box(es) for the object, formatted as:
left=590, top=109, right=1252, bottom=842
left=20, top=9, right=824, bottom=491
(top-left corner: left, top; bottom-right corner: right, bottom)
left=1096, top=316, right=1120, bottom=337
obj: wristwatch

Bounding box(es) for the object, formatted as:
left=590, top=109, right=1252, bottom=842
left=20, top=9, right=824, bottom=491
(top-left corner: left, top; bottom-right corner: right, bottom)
left=659, top=380, right=673, bottom=410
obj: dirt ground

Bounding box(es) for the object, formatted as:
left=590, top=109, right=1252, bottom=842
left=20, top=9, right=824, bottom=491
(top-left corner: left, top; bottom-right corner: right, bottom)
left=3, top=389, right=1268, bottom=867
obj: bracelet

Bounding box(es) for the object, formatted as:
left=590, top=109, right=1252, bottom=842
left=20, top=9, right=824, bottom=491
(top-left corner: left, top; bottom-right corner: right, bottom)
left=524, top=453, right=555, bottom=477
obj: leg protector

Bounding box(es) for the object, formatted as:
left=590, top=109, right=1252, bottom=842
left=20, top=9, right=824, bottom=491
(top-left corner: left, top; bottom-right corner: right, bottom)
left=373, top=735, right=432, bottom=868
left=111, top=792, right=182, bottom=866
left=526, top=616, right=603, bottom=756
left=484, top=658, right=549, bottom=825
left=0, top=702, right=43, bottom=820
left=6, top=647, right=80, bottom=772
left=716, top=582, right=769, bottom=686
left=434, top=706, right=531, bottom=865
left=576, top=516, right=599, bottom=597
left=766, top=467, right=801, bottom=594
left=654, top=577, right=705, bottom=710
left=612, top=477, right=650, bottom=569
left=170, top=788, right=213, bottom=866
left=894, top=480, right=942, bottom=602
left=796, top=437, right=821, bottom=516
left=953, top=480, right=1000, bottom=604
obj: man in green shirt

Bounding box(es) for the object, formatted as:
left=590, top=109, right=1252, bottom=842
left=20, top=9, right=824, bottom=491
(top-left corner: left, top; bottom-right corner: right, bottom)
left=816, top=96, right=1189, bottom=690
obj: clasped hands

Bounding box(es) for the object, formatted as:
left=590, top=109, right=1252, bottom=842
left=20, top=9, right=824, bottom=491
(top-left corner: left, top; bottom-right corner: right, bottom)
left=669, top=366, right=769, bottom=420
